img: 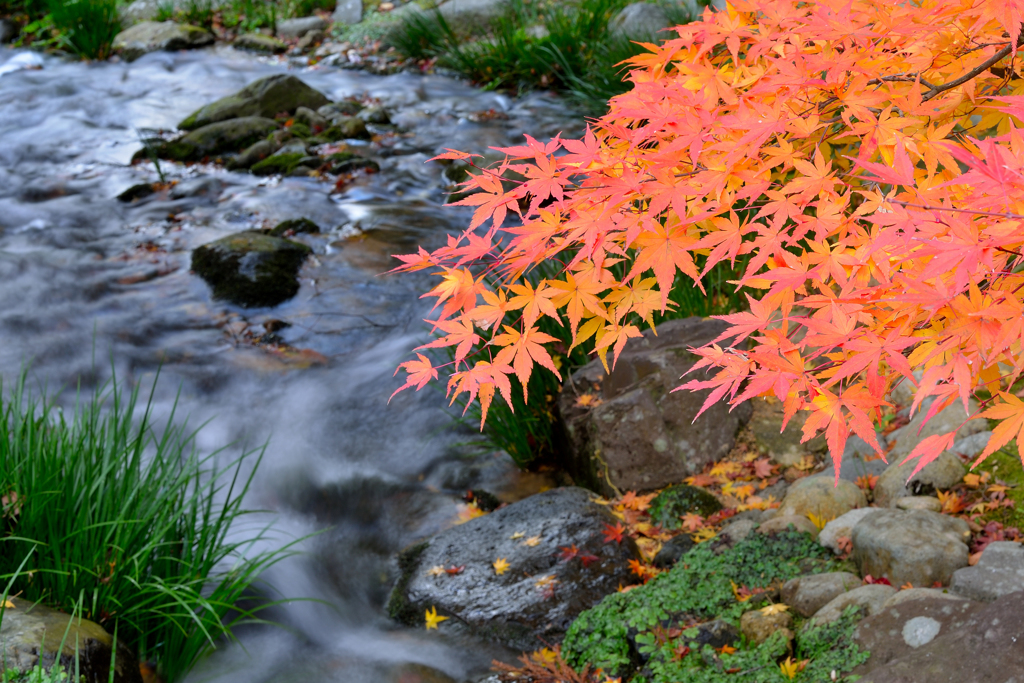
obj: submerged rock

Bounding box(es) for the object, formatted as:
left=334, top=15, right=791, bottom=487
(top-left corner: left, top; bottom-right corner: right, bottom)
left=387, top=487, right=640, bottom=651
left=270, top=218, right=320, bottom=237
left=116, top=183, right=156, bottom=202
left=112, top=21, right=213, bottom=61
left=142, top=117, right=279, bottom=162
left=191, top=231, right=312, bottom=307
left=179, top=74, right=330, bottom=130
left=0, top=598, right=142, bottom=683
left=233, top=33, right=288, bottom=54
left=556, top=318, right=752, bottom=495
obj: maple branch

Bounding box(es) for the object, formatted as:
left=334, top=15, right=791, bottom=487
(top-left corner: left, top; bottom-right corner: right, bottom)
left=921, top=40, right=1019, bottom=102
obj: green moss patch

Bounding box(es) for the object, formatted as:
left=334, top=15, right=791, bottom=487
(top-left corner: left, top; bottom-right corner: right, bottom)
left=648, top=485, right=723, bottom=529
left=251, top=153, right=309, bottom=176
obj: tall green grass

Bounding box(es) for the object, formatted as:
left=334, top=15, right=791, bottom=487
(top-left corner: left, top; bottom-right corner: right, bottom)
left=0, top=374, right=295, bottom=683
left=46, top=0, right=121, bottom=59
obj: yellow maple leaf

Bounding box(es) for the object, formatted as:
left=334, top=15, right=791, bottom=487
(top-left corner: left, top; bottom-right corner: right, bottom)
left=963, top=473, right=982, bottom=488
left=779, top=657, right=808, bottom=679
left=510, top=531, right=525, bottom=540
left=2, top=599, right=14, bottom=609
left=807, top=513, right=834, bottom=531
left=575, top=393, right=603, bottom=408
left=523, top=536, right=542, bottom=547
left=709, top=462, right=742, bottom=477
left=530, top=648, right=558, bottom=664
left=691, top=527, right=717, bottom=543
left=424, top=606, right=448, bottom=630
left=534, top=574, right=558, bottom=588
left=493, top=558, right=510, bottom=575
left=760, top=603, right=789, bottom=616
left=425, top=565, right=446, bottom=577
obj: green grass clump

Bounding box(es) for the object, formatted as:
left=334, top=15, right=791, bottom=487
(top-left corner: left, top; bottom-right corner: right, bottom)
left=562, top=531, right=848, bottom=676
left=0, top=374, right=295, bottom=683
left=45, top=0, right=120, bottom=59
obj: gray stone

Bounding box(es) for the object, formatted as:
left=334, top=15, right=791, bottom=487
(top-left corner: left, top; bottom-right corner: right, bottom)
left=748, top=397, right=825, bottom=467
left=179, top=74, right=330, bottom=130
left=296, top=29, right=324, bottom=51
left=112, top=21, right=213, bottom=61
left=149, top=117, right=279, bottom=161
left=886, top=400, right=987, bottom=462
left=556, top=318, right=751, bottom=495
left=740, top=607, right=792, bottom=645
left=276, top=16, right=327, bottom=39
left=895, top=496, right=941, bottom=512
left=191, top=231, right=312, bottom=307
left=952, top=430, right=992, bottom=458
left=386, top=487, right=640, bottom=651
left=0, top=598, right=142, bottom=683
left=819, top=508, right=880, bottom=554
left=881, top=587, right=969, bottom=609
left=809, top=584, right=896, bottom=625
left=852, top=509, right=970, bottom=587
left=609, top=3, right=670, bottom=40
left=437, top=0, right=507, bottom=32
left=294, top=106, right=329, bottom=133
left=719, top=518, right=756, bottom=545
left=233, top=33, right=288, bottom=53
left=318, top=100, right=364, bottom=119
left=853, top=592, right=1024, bottom=683
left=757, top=514, right=819, bottom=539
left=873, top=451, right=965, bottom=507
left=0, top=19, right=19, bottom=44
left=225, top=139, right=278, bottom=171
left=782, top=572, right=862, bottom=617
left=950, top=541, right=1024, bottom=602
left=652, top=533, right=694, bottom=568
left=815, top=434, right=889, bottom=483
left=358, top=105, right=391, bottom=124
left=169, top=176, right=221, bottom=199
left=120, top=0, right=230, bottom=24
left=777, top=475, right=867, bottom=520
left=332, top=0, right=363, bottom=25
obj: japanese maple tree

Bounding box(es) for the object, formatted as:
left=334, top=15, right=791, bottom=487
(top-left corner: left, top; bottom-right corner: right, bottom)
left=393, top=0, right=1024, bottom=481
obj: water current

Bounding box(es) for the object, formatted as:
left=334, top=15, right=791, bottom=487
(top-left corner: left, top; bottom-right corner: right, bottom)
left=0, top=45, right=584, bottom=683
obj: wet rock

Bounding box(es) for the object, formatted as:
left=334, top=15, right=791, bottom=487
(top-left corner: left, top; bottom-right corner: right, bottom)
left=852, top=597, right=984, bottom=677
left=647, top=484, right=722, bottom=529
left=609, top=3, right=670, bottom=40
left=233, top=33, right=288, bottom=53
left=740, top=607, right=792, bottom=645
left=872, top=451, right=965, bottom=507
left=0, top=598, right=142, bottom=683
left=1, top=19, right=19, bottom=44
left=809, top=584, right=896, bottom=625
left=116, top=183, right=155, bottom=202
left=748, top=397, right=826, bottom=467
left=146, top=117, right=279, bottom=162
left=757, top=514, right=819, bottom=539
left=179, top=74, right=329, bottom=130
left=851, top=509, right=970, bottom=587
left=777, top=475, right=867, bottom=521
left=895, top=496, right=941, bottom=512
left=226, top=139, right=277, bottom=171
left=950, top=541, right=1024, bottom=602
left=818, top=508, right=879, bottom=554
left=556, top=318, right=752, bottom=495
left=333, top=0, right=363, bottom=25
left=270, top=218, right=320, bottom=237
left=359, top=105, right=391, bottom=124
left=295, top=106, right=329, bottom=133
left=276, top=16, right=327, bottom=39
left=782, top=572, right=862, bottom=617
left=319, top=101, right=365, bottom=119
left=251, top=152, right=319, bottom=177
left=853, top=592, right=1024, bottom=683
left=169, top=176, right=220, bottom=199
left=652, top=534, right=694, bottom=568
left=321, top=116, right=371, bottom=141
left=386, top=487, right=641, bottom=651
left=296, top=29, right=324, bottom=52
left=191, top=231, right=312, bottom=307
left=327, top=152, right=380, bottom=174
left=112, top=21, right=213, bottom=61
left=881, top=587, right=969, bottom=609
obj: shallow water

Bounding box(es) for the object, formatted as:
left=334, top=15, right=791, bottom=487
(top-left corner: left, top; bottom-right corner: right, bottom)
left=0, top=46, right=584, bottom=682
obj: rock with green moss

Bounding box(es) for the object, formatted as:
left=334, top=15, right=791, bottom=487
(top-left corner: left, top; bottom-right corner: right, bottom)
left=320, top=117, right=370, bottom=141
left=143, top=117, right=279, bottom=162
left=0, top=598, right=143, bottom=683
left=270, top=218, right=320, bottom=237
left=226, top=139, right=277, bottom=171
left=233, top=33, right=287, bottom=54
left=318, top=101, right=364, bottom=119
left=191, top=231, right=312, bottom=307
left=648, top=485, right=723, bottom=529
left=327, top=152, right=380, bottom=174
left=251, top=153, right=314, bottom=176
left=112, top=21, right=213, bottom=61
left=179, top=74, right=330, bottom=130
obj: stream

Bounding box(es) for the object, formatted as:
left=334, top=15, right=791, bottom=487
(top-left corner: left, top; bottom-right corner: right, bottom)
left=0, top=45, right=584, bottom=683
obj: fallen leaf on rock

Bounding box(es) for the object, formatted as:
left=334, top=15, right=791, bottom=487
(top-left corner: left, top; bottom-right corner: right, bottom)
left=424, top=606, right=448, bottom=630
left=691, top=527, right=717, bottom=543
left=523, top=535, right=541, bottom=547
left=602, top=522, right=625, bottom=544
left=425, top=565, right=446, bottom=577
left=510, top=531, right=525, bottom=540
left=445, top=565, right=465, bottom=575
left=493, top=558, right=510, bottom=575
left=760, top=603, right=789, bottom=616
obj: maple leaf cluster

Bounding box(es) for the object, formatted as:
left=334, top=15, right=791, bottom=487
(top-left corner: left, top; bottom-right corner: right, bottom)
left=395, top=0, right=1024, bottom=481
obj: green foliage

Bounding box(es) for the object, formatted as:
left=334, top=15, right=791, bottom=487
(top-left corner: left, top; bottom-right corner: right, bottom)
left=648, top=485, right=723, bottom=529
left=0, top=373, right=297, bottom=683
left=1, top=664, right=72, bottom=683
left=45, top=0, right=120, bottom=59
left=562, top=531, right=845, bottom=676
left=178, top=0, right=215, bottom=27
left=221, top=0, right=278, bottom=32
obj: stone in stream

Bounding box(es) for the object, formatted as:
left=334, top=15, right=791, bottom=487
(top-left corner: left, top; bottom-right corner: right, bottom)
left=141, top=117, right=279, bottom=162
left=851, top=509, right=970, bottom=587
left=276, top=16, right=328, bottom=39
left=326, top=152, right=380, bottom=175
left=294, top=106, right=329, bottom=134
left=116, top=183, right=156, bottom=203
left=852, top=591, right=1024, bottom=683
left=191, top=231, right=312, bottom=307
left=112, top=21, right=213, bottom=61
left=556, top=318, right=752, bottom=496
left=250, top=140, right=321, bottom=176
left=386, top=487, right=641, bottom=651
left=0, top=597, right=142, bottom=683
left=233, top=33, right=288, bottom=54
left=179, top=74, right=330, bottom=130
left=318, top=101, right=365, bottom=120
left=358, top=105, right=391, bottom=125
left=950, top=541, right=1024, bottom=601
left=320, top=117, right=371, bottom=141
left=226, top=139, right=277, bottom=171
left=270, top=218, right=320, bottom=237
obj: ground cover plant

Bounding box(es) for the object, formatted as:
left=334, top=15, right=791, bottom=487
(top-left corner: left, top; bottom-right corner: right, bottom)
left=393, top=0, right=1024, bottom=483
left=0, top=375, right=294, bottom=683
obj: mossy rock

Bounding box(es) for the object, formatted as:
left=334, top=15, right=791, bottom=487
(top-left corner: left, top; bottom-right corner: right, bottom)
left=648, top=485, right=723, bottom=529
left=320, top=117, right=370, bottom=141
left=270, top=218, right=320, bottom=237
left=286, top=122, right=313, bottom=139
left=250, top=152, right=309, bottom=176
left=232, top=33, right=287, bottom=54
left=139, top=117, right=279, bottom=162
left=318, top=101, right=364, bottom=118
left=191, top=231, right=312, bottom=307
left=327, top=152, right=379, bottom=174
left=179, top=74, right=330, bottom=130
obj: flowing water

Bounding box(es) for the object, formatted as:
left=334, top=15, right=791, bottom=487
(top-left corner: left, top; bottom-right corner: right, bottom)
left=0, top=45, right=584, bottom=683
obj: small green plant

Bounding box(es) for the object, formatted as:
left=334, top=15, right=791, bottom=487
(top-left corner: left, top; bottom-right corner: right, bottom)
left=155, top=0, right=177, bottom=22
left=222, top=0, right=277, bottom=32
left=0, top=373, right=298, bottom=683
left=178, top=0, right=215, bottom=27
left=45, top=0, right=120, bottom=59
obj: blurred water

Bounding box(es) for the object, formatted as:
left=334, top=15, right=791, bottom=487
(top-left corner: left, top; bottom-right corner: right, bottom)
left=0, top=46, right=582, bottom=682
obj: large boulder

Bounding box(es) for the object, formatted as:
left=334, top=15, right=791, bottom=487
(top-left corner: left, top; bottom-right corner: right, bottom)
left=178, top=74, right=330, bottom=130
left=277, top=16, right=327, bottom=39
left=556, top=318, right=752, bottom=496
left=781, top=572, right=862, bottom=617
left=818, top=508, right=879, bottom=554
left=146, top=117, right=279, bottom=162
left=112, top=21, right=213, bottom=61
left=386, top=487, right=640, bottom=651
left=0, top=598, right=142, bottom=683
left=854, top=590, right=1024, bottom=683
left=872, top=451, right=965, bottom=507
left=191, top=231, right=312, bottom=307
left=851, top=509, right=970, bottom=587
left=776, top=475, right=867, bottom=521
left=950, top=541, right=1024, bottom=602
